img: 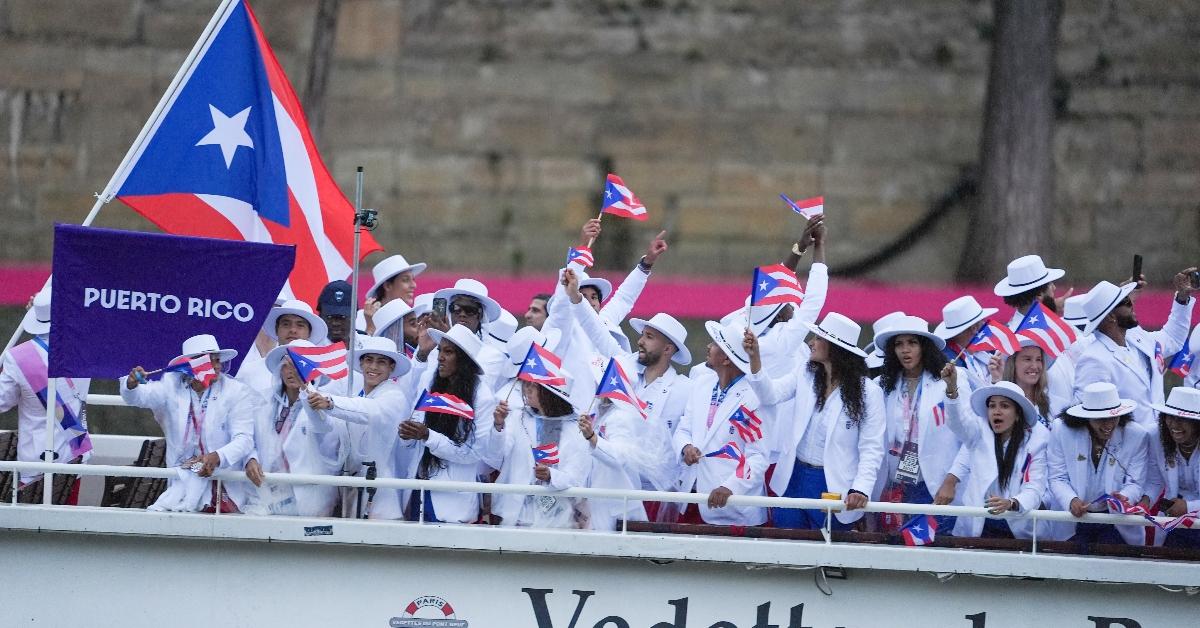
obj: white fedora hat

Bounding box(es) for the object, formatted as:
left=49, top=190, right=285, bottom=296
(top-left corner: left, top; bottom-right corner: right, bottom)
left=367, top=254, right=427, bottom=301
left=630, top=313, right=691, bottom=365
left=1067, top=382, right=1137, bottom=419
left=484, top=308, right=519, bottom=347
left=1079, top=280, right=1136, bottom=335
left=804, top=312, right=868, bottom=358
left=411, top=293, right=434, bottom=318
left=994, top=255, right=1066, bottom=297
left=172, top=334, right=238, bottom=366
left=502, top=326, right=562, bottom=380
left=719, top=307, right=747, bottom=329
left=433, top=278, right=502, bottom=322
left=264, top=299, right=328, bottom=345
left=934, top=296, right=998, bottom=339
left=1153, top=387, right=1200, bottom=421
left=539, top=365, right=591, bottom=412
left=21, top=288, right=52, bottom=335
left=577, top=271, right=613, bottom=303
left=1061, top=292, right=1090, bottom=331
left=353, top=335, right=411, bottom=378
left=371, top=299, right=415, bottom=338
left=872, top=315, right=946, bottom=352
left=970, top=380, right=1040, bottom=428
left=704, top=320, right=752, bottom=374
left=428, top=324, right=486, bottom=367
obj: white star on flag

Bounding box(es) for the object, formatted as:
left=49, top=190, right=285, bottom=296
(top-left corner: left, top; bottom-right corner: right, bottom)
left=196, top=104, right=254, bottom=168
left=1028, top=315, right=1040, bottom=324
left=758, top=281, right=768, bottom=291
left=526, top=358, right=537, bottom=367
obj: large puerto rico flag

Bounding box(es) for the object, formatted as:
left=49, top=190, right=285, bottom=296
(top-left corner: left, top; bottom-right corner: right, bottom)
left=110, top=0, right=380, bottom=305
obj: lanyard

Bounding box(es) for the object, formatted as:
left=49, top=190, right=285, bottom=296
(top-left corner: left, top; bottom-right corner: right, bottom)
left=708, top=375, right=743, bottom=428
left=900, top=377, right=924, bottom=444
left=186, top=385, right=215, bottom=455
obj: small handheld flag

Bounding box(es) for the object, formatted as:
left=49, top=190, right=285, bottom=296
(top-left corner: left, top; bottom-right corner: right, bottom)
left=1168, top=339, right=1194, bottom=378
left=415, top=389, right=475, bottom=420
left=704, top=441, right=749, bottom=479
left=1014, top=301, right=1078, bottom=359
left=967, top=319, right=1022, bottom=356
left=780, top=194, right=824, bottom=219
left=932, top=401, right=946, bottom=427
left=750, top=264, right=804, bottom=308
left=287, top=342, right=349, bottom=382
left=595, top=358, right=649, bottom=419
left=165, top=354, right=218, bottom=388
left=900, top=514, right=938, bottom=546
left=600, top=174, right=647, bottom=221
left=532, top=443, right=560, bottom=466
left=566, top=246, right=595, bottom=269
left=516, top=343, right=567, bottom=387
left=728, top=405, right=764, bottom=443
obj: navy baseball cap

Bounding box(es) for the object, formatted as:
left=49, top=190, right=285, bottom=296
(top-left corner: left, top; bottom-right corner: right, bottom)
left=317, top=280, right=353, bottom=317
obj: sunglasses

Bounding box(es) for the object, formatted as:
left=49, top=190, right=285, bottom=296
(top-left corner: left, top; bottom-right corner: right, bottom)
left=450, top=303, right=481, bottom=317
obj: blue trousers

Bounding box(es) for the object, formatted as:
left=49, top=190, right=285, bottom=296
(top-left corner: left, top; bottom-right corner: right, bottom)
left=1070, top=521, right=1123, bottom=550
left=900, top=479, right=956, bottom=535
left=981, top=516, right=1014, bottom=539
left=405, top=490, right=440, bottom=523
left=772, top=461, right=852, bottom=530
left=1164, top=528, right=1200, bottom=549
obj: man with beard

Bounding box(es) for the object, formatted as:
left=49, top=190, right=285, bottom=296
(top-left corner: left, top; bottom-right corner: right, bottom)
left=1074, top=271, right=1196, bottom=431
left=627, top=313, right=693, bottom=436
left=993, top=254, right=1070, bottom=328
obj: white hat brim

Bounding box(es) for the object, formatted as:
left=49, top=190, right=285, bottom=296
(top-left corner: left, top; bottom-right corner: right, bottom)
left=368, top=262, right=428, bottom=301
left=803, top=322, right=868, bottom=358
left=21, top=308, right=49, bottom=335
left=629, top=318, right=692, bottom=365
left=970, top=384, right=1041, bottom=428
left=432, top=288, right=501, bottom=322
left=994, top=267, right=1066, bottom=297
left=1151, top=402, right=1200, bottom=421
left=1081, top=282, right=1136, bottom=336
left=933, top=307, right=998, bottom=339
left=1066, top=399, right=1138, bottom=419
left=265, top=307, right=329, bottom=345
left=172, top=348, right=238, bottom=367
left=428, top=328, right=484, bottom=367
left=579, top=278, right=613, bottom=303
left=704, top=321, right=751, bottom=374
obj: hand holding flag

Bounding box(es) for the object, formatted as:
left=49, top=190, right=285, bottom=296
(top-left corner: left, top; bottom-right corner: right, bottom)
left=600, top=174, right=647, bottom=221
left=780, top=194, right=824, bottom=219
left=163, top=354, right=219, bottom=388
left=704, top=441, right=749, bottom=479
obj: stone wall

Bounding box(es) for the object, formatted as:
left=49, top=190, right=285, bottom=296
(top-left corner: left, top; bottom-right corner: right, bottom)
left=1, top=0, right=1197, bottom=285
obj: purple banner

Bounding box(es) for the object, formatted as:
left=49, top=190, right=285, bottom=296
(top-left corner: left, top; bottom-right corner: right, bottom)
left=48, top=224, right=294, bottom=378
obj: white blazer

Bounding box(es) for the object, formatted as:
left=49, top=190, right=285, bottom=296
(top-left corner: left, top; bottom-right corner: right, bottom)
left=0, top=338, right=92, bottom=478
left=398, top=375, right=497, bottom=523
left=1074, top=298, right=1193, bottom=431
left=671, top=372, right=770, bottom=526
left=1046, top=420, right=1150, bottom=542
left=120, top=372, right=258, bottom=510
left=483, top=404, right=591, bottom=526
left=749, top=366, right=886, bottom=524
left=325, top=379, right=412, bottom=520
left=873, top=368, right=971, bottom=505
left=1145, top=441, right=1200, bottom=515
left=247, top=389, right=345, bottom=517
left=588, top=401, right=652, bottom=531
left=943, top=397, right=1049, bottom=538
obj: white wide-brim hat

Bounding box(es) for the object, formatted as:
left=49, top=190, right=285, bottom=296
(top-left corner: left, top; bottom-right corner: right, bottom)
left=970, top=381, right=1041, bottom=428
left=502, top=327, right=562, bottom=380
left=630, top=313, right=691, bottom=365
left=538, top=366, right=592, bottom=413
left=484, top=308, right=518, bottom=346
left=704, top=320, right=752, bottom=374
left=372, top=299, right=414, bottom=338
left=433, top=278, right=502, bottom=322
left=865, top=311, right=907, bottom=368
left=411, top=293, right=434, bottom=318
left=804, top=312, right=868, bottom=358
left=994, top=254, right=1065, bottom=297
left=428, top=324, right=486, bottom=368
left=353, top=335, right=411, bottom=378
left=21, top=287, right=51, bottom=335
left=1080, top=280, right=1136, bottom=335
left=1152, top=387, right=1200, bottom=421
left=1067, top=382, right=1137, bottom=419
left=1061, top=292, right=1090, bottom=331
left=934, top=296, right=998, bottom=339
left=264, top=299, right=329, bottom=344
left=367, top=254, right=427, bottom=300
left=172, top=334, right=238, bottom=366
left=872, top=315, right=946, bottom=352
left=577, top=271, right=613, bottom=303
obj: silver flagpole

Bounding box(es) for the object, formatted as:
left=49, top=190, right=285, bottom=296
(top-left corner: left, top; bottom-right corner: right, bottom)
left=347, top=167, right=364, bottom=396
left=3, top=0, right=240, bottom=361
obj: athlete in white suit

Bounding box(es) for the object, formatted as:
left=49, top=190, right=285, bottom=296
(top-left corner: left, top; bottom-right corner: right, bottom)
left=1143, top=387, right=1200, bottom=548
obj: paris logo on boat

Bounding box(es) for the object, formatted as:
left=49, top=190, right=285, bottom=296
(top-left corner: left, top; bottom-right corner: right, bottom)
left=391, top=595, right=468, bottom=627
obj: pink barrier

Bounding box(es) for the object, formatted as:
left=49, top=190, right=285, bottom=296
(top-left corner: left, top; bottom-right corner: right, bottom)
left=1, top=264, right=1180, bottom=327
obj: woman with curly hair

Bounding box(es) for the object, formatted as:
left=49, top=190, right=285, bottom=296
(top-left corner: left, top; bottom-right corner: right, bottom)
left=872, top=315, right=967, bottom=533
left=1145, top=387, right=1200, bottom=548
left=399, top=324, right=497, bottom=523
left=745, top=312, right=886, bottom=530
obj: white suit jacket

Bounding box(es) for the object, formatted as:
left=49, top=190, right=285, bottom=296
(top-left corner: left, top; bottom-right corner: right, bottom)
left=873, top=368, right=971, bottom=504
left=1145, top=442, right=1200, bottom=515
left=749, top=367, right=886, bottom=524
left=1074, top=298, right=1193, bottom=431
left=120, top=372, right=258, bottom=509
left=1046, top=421, right=1150, bottom=541
left=325, top=379, right=411, bottom=520
left=248, top=389, right=344, bottom=517
left=671, top=372, right=770, bottom=526
left=588, top=402, right=652, bottom=530
left=944, top=396, right=1049, bottom=538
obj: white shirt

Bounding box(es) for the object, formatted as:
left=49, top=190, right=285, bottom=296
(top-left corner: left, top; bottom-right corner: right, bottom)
left=1178, top=451, right=1199, bottom=500
left=796, top=402, right=832, bottom=466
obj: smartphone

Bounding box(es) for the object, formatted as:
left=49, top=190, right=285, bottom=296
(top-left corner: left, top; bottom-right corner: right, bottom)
left=1190, top=270, right=1200, bottom=290
left=432, top=297, right=447, bottom=320
left=1132, top=254, right=1143, bottom=283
